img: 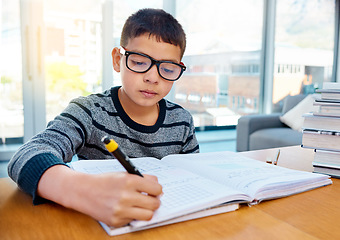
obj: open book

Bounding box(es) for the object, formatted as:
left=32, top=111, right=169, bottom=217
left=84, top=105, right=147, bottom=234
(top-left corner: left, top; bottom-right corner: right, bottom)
left=69, top=151, right=332, bottom=236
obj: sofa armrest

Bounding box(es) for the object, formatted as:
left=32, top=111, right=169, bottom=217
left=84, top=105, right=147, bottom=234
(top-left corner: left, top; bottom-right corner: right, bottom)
left=236, top=113, right=286, bottom=152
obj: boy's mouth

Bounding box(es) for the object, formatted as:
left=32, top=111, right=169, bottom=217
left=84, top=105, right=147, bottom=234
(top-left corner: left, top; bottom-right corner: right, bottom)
left=140, top=90, right=157, bottom=98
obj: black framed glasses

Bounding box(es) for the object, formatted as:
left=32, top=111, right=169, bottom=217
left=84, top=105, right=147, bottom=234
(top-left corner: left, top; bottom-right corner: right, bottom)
left=120, top=47, right=186, bottom=81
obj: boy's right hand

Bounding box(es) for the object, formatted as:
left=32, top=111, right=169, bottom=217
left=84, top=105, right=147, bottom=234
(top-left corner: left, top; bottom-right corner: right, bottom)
left=37, top=165, right=163, bottom=227
left=74, top=172, right=163, bottom=227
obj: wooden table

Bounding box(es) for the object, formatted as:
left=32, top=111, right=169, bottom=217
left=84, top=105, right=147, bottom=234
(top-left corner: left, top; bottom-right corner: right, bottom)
left=1, top=146, right=339, bottom=240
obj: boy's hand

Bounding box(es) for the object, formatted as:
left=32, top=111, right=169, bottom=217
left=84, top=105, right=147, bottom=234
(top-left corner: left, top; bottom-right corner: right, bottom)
left=74, top=172, right=163, bottom=227
left=37, top=165, right=163, bottom=227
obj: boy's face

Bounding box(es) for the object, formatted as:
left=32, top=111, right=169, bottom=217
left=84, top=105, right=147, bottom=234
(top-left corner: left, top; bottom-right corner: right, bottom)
left=112, top=34, right=182, bottom=109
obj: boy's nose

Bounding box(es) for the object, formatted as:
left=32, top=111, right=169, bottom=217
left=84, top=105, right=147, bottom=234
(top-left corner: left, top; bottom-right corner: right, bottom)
left=144, top=65, right=160, bottom=83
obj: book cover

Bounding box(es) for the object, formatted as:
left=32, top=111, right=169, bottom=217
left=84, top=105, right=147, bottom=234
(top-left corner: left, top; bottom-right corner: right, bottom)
left=316, top=88, right=340, bottom=100
left=321, top=82, right=340, bottom=90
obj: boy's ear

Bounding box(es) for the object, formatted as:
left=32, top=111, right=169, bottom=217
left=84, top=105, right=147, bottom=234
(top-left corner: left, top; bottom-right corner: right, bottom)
left=112, top=47, right=121, bottom=72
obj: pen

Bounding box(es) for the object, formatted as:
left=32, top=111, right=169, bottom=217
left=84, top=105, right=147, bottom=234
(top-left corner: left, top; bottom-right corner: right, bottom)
left=273, top=149, right=280, bottom=165
left=101, top=136, right=143, bottom=177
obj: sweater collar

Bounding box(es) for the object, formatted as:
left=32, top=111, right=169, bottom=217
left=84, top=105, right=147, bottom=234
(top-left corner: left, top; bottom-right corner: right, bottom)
left=110, top=86, right=166, bottom=133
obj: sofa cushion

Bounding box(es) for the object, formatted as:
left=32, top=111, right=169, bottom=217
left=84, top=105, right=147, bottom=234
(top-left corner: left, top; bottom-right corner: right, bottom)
left=281, top=94, right=307, bottom=114
left=279, top=94, right=319, bottom=132
left=249, top=128, right=303, bottom=150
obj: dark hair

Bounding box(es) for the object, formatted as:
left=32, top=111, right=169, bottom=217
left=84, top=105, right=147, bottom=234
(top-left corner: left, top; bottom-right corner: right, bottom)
left=120, top=8, right=186, bottom=58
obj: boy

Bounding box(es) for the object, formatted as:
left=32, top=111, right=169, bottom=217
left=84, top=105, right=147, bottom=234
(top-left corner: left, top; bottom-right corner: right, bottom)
left=8, top=8, right=199, bottom=227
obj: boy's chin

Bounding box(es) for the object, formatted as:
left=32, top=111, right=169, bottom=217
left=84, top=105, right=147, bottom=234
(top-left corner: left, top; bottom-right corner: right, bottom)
left=138, top=101, right=159, bottom=108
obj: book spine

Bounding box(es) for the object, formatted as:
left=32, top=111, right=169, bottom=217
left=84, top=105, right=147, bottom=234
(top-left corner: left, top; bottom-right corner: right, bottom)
left=309, top=86, right=340, bottom=177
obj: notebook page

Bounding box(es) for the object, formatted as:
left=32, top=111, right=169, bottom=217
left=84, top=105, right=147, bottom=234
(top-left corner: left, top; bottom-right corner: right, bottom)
left=161, top=151, right=332, bottom=200
left=70, top=158, right=250, bottom=228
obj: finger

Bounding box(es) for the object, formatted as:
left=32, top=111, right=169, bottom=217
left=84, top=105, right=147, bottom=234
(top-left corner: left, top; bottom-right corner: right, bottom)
left=135, top=192, right=161, bottom=210
left=143, top=174, right=159, bottom=182
left=107, top=203, right=157, bottom=226
left=120, top=206, right=156, bottom=222
left=134, top=176, right=163, bottom=196
left=120, top=190, right=161, bottom=211
left=107, top=217, right=134, bottom=228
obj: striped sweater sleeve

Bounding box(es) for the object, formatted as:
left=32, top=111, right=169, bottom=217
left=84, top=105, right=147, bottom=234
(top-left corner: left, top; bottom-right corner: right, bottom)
left=7, top=96, right=96, bottom=203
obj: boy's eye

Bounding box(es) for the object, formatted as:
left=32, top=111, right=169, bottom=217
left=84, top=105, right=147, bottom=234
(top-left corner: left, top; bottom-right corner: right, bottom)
left=160, top=63, right=179, bottom=74
left=162, top=67, right=174, bottom=74
left=128, top=54, right=150, bottom=69
left=131, top=60, right=147, bottom=66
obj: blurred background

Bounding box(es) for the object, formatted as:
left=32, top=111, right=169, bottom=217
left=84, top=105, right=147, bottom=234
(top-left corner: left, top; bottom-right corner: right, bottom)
left=0, top=0, right=338, bottom=149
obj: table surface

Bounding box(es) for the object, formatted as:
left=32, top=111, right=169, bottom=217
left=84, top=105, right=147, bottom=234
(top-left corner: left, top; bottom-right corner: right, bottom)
left=1, top=146, right=339, bottom=240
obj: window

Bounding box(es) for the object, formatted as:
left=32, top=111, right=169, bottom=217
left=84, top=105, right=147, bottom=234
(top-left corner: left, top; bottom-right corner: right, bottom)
left=44, top=0, right=103, bottom=122
left=273, top=0, right=335, bottom=110
left=0, top=0, right=23, bottom=143
left=176, top=0, right=263, bottom=127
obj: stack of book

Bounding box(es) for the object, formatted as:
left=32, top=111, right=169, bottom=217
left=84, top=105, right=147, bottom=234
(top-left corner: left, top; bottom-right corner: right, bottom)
left=301, top=82, right=340, bottom=178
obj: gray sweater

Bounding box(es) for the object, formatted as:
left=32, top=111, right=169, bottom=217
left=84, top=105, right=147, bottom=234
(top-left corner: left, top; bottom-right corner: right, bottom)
left=8, top=86, right=199, bottom=203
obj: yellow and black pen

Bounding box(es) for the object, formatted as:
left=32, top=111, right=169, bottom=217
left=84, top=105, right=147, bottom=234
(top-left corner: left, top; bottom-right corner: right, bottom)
left=101, top=136, right=143, bottom=177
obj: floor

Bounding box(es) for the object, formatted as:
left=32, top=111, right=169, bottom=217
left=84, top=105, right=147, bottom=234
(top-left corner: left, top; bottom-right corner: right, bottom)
left=0, top=129, right=237, bottom=178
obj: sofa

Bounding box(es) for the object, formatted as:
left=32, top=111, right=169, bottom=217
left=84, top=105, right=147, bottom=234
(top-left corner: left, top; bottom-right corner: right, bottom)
left=236, top=94, right=307, bottom=152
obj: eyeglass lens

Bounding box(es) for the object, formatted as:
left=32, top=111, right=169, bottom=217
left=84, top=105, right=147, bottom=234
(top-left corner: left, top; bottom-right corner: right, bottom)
left=127, top=53, right=182, bottom=81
